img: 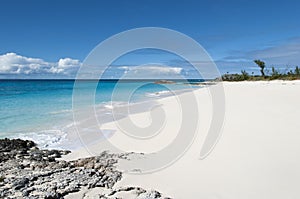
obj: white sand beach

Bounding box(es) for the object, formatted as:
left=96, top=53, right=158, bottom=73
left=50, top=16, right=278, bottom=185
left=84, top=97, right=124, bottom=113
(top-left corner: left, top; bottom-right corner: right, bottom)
left=64, top=80, right=300, bottom=198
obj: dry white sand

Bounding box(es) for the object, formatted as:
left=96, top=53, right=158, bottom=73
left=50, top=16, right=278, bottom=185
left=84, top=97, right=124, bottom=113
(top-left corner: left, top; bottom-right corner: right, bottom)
left=64, top=80, right=300, bottom=198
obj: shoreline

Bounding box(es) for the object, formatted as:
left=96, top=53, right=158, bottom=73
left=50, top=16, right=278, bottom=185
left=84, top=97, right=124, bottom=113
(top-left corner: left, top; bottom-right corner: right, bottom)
left=2, top=80, right=300, bottom=198
left=64, top=79, right=300, bottom=158
left=1, top=81, right=202, bottom=151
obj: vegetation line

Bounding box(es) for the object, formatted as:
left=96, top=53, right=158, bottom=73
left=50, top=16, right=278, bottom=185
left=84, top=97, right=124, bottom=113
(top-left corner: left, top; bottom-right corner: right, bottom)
left=221, top=60, right=300, bottom=81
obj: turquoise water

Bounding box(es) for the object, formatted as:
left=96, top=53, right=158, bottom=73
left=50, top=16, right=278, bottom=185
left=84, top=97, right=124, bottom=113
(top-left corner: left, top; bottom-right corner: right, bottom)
left=0, top=80, right=200, bottom=148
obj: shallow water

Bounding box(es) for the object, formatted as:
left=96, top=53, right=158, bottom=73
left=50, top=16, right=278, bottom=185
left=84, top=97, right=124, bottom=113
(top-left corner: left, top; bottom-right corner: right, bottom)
left=0, top=79, right=201, bottom=149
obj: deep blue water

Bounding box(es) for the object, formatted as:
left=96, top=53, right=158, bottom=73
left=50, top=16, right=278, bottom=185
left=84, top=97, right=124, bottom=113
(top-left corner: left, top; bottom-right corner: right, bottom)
left=0, top=79, right=201, bottom=147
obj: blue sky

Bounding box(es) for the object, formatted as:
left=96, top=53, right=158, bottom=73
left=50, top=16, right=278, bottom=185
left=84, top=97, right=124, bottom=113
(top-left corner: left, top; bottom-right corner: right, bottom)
left=0, top=0, right=300, bottom=78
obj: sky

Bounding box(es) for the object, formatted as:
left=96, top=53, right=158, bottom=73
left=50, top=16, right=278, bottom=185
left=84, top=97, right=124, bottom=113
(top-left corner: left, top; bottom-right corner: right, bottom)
left=0, top=0, right=300, bottom=79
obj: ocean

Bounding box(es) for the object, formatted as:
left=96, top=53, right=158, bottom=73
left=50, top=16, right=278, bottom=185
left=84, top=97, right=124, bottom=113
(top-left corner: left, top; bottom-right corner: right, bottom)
left=0, top=79, right=201, bottom=149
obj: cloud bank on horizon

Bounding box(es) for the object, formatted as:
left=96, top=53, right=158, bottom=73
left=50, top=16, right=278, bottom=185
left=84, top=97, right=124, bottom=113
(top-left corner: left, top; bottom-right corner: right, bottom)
left=0, top=53, right=81, bottom=78
left=0, top=36, right=299, bottom=79
left=0, top=53, right=188, bottom=79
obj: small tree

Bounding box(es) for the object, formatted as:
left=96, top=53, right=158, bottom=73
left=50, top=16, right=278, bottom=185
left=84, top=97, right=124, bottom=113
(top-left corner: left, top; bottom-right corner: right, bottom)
left=254, top=60, right=266, bottom=77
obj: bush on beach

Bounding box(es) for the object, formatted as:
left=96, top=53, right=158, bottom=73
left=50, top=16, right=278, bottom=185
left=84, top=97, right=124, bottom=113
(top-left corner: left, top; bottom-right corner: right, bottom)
left=221, top=60, right=300, bottom=81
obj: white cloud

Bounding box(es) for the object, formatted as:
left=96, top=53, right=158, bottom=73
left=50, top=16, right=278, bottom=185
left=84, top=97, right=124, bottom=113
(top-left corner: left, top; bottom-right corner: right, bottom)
left=58, top=58, right=81, bottom=68
left=0, top=53, right=47, bottom=74
left=0, top=53, right=81, bottom=77
left=118, top=65, right=183, bottom=78
left=141, top=66, right=182, bottom=74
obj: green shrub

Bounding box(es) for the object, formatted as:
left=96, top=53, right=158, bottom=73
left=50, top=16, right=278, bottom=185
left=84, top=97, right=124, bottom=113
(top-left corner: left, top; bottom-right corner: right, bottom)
left=241, top=70, right=249, bottom=80
left=270, top=67, right=281, bottom=80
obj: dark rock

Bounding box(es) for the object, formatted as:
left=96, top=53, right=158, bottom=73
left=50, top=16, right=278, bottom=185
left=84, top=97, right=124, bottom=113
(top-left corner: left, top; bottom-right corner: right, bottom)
left=13, top=177, right=29, bottom=190
left=0, top=138, right=35, bottom=152
left=45, top=192, right=63, bottom=199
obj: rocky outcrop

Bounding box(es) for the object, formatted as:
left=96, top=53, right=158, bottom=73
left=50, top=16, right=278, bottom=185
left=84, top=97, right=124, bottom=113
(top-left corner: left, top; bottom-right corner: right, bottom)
left=154, top=80, right=175, bottom=84
left=0, top=138, right=172, bottom=199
